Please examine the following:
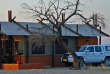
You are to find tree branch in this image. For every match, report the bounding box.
[60,0,80,25]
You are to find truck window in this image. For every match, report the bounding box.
[79,46,87,52]
[105,46,110,51]
[95,46,102,52]
[86,46,94,52]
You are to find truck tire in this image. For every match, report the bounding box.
[78,57,84,67]
[104,58,110,66]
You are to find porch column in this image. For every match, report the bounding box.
[0,23,2,67]
[0,35,2,63]
[25,24,29,63]
[76,24,79,50]
[52,41,55,67]
[9,35,13,63]
[25,36,29,63]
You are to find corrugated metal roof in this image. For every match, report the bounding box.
[65,24,105,36]
[1,22,30,35]
[0,22,108,36]
[61,26,79,36]
[19,22,57,35]
[19,22,79,36]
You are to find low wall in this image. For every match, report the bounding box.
[1,63,43,70]
[13,56,65,67]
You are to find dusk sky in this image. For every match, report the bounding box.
[0,0,110,44]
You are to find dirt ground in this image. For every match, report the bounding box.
[0,67,110,74]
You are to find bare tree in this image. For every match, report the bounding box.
[21,0,90,69]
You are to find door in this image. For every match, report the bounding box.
[94,46,104,62]
[84,46,96,63]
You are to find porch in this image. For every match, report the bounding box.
[0,35,26,64]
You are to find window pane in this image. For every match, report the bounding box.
[14,37,23,55]
[15,42,18,53]
[105,46,110,51]
[95,46,102,52]
[32,44,45,54]
[87,47,94,52]
[79,46,87,52]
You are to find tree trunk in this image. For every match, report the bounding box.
[57,36,80,69]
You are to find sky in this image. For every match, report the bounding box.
[0,0,110,44]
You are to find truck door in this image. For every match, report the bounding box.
[84,46,96,62]
[94,46,104,62]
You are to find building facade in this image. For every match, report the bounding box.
[0,11,109,67]
[0,21,108,67]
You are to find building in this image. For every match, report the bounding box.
[0,11,109,67]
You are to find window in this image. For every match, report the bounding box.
[4,40,9,54]
[1,38,10,54]
[79,46,87,52]
[105,46,110,51]
[55,39,68,54]
[32,44,45,54]
[14,38,23,55]
[95,46,102,52]
[86,46,94,52]
[15,42,18,54]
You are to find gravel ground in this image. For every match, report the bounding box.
[0,67,110,74]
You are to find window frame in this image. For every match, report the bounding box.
[31,43,45,54]
[105,46,110,51]
[95,46,102,52]
[86,46,94,52]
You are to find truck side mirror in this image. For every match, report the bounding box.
[85,50,89,52]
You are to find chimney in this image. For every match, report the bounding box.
[8,10,12,22]
[62,13,65,22]
[93,14,97,27]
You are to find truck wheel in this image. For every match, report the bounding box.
[79,57,84,67]
[104,58,110,66]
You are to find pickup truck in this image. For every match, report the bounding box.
[61,45,110,66]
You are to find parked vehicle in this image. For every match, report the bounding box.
[61,45,110,66]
